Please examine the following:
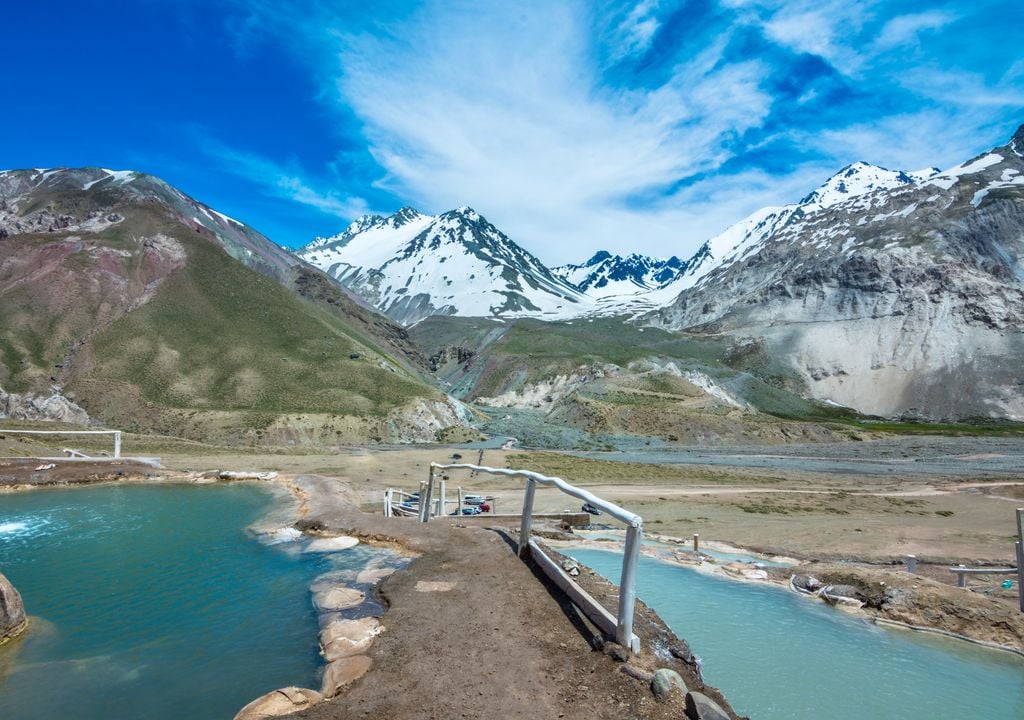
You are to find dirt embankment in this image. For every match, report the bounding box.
[0,458,160,490]
[797,563,1024,651]
[283,474,744,720]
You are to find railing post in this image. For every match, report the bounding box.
[956,564,966,588]
[458,487,464,515]
[617,523,642,653]
[438,479,446,518]
[113,431,122,459]
[1016,509,1024,614]
[905,554,917,574]
[693,533,699,553]
[519,478,536,558]
[384,489,392,517]
[422,468,435,523]
[417,480,428,523]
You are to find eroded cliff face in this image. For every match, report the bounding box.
[650,129,1024,420]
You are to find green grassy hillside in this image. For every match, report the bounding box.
[76,232,431,420]
[0,169,452,444]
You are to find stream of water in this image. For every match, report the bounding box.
[569,547,1024,719]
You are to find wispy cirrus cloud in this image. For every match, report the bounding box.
[195,129,372,220]
[213,0,1024,261]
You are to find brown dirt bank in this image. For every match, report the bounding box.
[284,474,743,720]
[0,458,161,489]
[795,563,1024,651]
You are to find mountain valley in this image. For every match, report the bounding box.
[302,125,1024,426]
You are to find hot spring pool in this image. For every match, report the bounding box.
[0,483,388,719]
[568,547,1024,719]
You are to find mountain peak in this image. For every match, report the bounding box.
[390,206,425,227]
[800,161,924,208]
[1012,123,1024,154]
[299,205,586,325]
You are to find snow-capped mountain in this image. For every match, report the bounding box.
[549,161,937,317]
[662,161,942,297]
[299,207,588,325]
[798,162,939,207]
[553,251,686,295]
[648,124,1024,421]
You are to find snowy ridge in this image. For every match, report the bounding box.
[300,207,589,325]
[553,251,686,296]
[799,162,937,208]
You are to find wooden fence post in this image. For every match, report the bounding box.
[693,533,699,554]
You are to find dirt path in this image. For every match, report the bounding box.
[286,475,740,720]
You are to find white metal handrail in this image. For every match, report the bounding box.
[429,461,642,653]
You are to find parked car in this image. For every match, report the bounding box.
[462,494,486,505]
[451,506,482,516]
[582,502,603,516]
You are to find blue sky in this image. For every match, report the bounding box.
[5,1,1023,263]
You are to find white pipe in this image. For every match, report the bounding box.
[431,462,641,528]
[519,478,536,558]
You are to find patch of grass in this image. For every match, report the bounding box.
[507,450,745,485]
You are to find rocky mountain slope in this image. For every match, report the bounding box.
[648,126,1024,421]
[0,168,466,443]
[299,207,588,325]
[410,315,862,449]
[551,251,689,316]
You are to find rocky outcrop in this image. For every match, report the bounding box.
[321,654,372,698]
[0,386,91,424]
[0,572,27,642]
[233,686,323,720]
[649,126,1024,421]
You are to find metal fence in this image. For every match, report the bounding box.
[427,461,643,652]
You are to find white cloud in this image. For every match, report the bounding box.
[198,133,372,219]
[331,2,775,263]
[875,11,958,49]
[798,110,1015,172]
[220,0,1024,264]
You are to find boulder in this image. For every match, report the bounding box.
[321,655,371,697]
[685,691,730,720]
[233,687,322,720]
[356,566,397,584]
[305,536,359,553]
[620,664,653,682]
[0,572,27,642]
[312,586,365,613]
[650,668,687,701]
[320,617,383,661]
